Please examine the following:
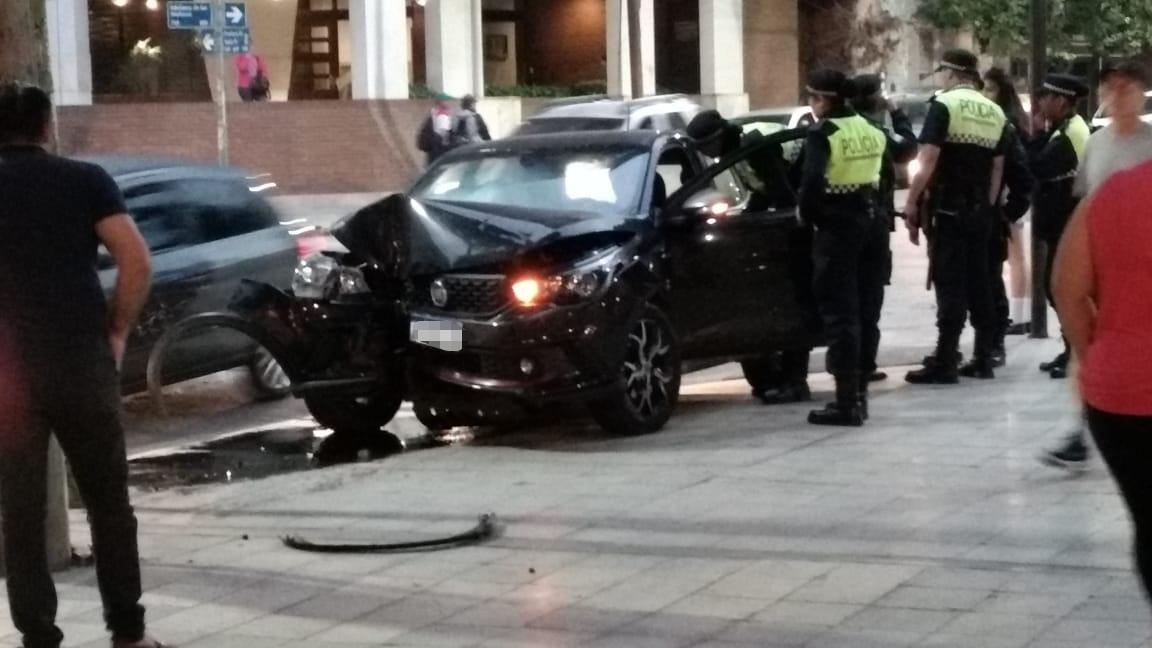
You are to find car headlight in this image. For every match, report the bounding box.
[292,253,370,300]
[510,261,613,308]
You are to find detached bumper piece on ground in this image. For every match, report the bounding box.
[282,513,501,553]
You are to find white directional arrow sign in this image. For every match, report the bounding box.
[201,30,217,52]
[224,2,247,27]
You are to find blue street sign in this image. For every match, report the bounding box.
[224,2,248,28]
[167,2,212,30]
[200,28,251,54]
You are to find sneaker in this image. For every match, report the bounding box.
[1039,437,1090,473]
[867,371,888,383]
[1005,321,1031,336]
[112,638,169,648]
[756,382,812,405]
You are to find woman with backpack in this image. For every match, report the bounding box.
[235,52,270,102]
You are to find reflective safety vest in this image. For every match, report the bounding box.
[934,86,1006,150]
[825,115,886,194]
[1048,114,1091,181]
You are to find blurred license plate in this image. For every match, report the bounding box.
[410,319,463,352]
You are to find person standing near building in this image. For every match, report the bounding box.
[799,70,887,426]
[686,109,816,406]
[1029,74,1091,380]
[452,95,492,146]
[848,74,919,389]
[0,84,164,648]
[1040,60,1152,471]
[234,51,270,102]
[904,50,1008,384]
[1052,159,1152,599]
[982,68,1035,366]
[417,95,455,167]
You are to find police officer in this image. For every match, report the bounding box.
[799,69,887,426]
[687,110,815,406]
[905,49,1009,384]
[848,75,919,389]
[1029,74,1091,379]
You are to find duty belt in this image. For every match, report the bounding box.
[1043,171,1077,183]
[826,182,880,195]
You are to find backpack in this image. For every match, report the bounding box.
[251,69,271,100]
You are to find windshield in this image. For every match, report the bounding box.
[411,147,651,218]
[516,117,626,135]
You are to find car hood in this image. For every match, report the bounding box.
[406,198,640,275]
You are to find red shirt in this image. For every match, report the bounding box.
[1081,160,1152,415]
[234,53,267,88]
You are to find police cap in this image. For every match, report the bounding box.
[934,49,980,76]
[1036,74,1089,100]
[806,69,856,100]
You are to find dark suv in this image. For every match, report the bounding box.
[403,129,817,434]
[92,158,299,396]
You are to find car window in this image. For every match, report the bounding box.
[666,112,688,131]
[516,117,626,135]
[654,147,695,205]
[177,179,278,241]
[680,131,806,214]
[123,183,203,253]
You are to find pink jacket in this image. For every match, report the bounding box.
[234,53,268,88]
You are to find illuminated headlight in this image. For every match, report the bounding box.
[292,254,370,300]
[511,268,608,308]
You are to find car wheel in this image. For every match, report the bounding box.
[305,389,403,433]
[740,356,779,393]
[249,348,291,401]
[591,304,681,435]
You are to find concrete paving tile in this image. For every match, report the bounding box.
[753,601,863,627]
[910,567,1011,591]
[974,591,1089,617]
[307,619,410,644]
[279,589,403,622]
[474,628,593,647]
[228,613,340,639]
[660,593,773,621]
[1031,617,1152,646]
[919,633,1031,648]
[839,606,957,635]
[785,563,922,605]
[713,620,826,647]
[525,605,646,635]
[1068,595,1152,621]
[938,612,1057,641]
[874,585,993,611]
[804,627,925,647]
[179,635,288,648]
[614,612,732,644]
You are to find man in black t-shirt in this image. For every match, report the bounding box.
[0,83,164,648]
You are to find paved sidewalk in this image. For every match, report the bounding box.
[7,335,1150,647]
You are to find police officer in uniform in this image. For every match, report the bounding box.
[905,49,1009,384]
[687,110,815,406]
[799,69,888,426]
[1029,74,1091,379]
[848,75,919,387]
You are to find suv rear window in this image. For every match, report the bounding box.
[516,117,626,135]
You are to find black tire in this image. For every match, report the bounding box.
[249,348,292,401]
[305,389,403,433]
[740,356,780,393]
[413,400,450,431]
[591,304,682,435]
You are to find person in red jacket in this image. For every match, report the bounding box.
[235,52,270,102]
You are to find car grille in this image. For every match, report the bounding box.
[415,274,507,316]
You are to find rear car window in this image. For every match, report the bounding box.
[516,117,626,135]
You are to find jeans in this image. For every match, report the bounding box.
[1087,406,1152,600]
[0,344,145,647]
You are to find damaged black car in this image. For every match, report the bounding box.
[226,128,819,436]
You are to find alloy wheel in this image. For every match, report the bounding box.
[622,318,674,419]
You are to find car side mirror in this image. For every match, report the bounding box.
[666,188,732,228]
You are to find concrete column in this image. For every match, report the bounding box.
[45,0,93,105]
[425,0,482,97]
[605,0,655,98]
[350,0,410,99]
[743,0,798,107]
[700,0,748,115]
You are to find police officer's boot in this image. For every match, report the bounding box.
[905,348,960,385]
[960,331,997,379]
[808,373,865,427]
[858,384,869,421]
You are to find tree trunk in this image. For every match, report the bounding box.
[0,0,53,88]
[0,0,72,576]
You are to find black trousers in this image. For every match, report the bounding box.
[0,343,145,648]
[931,209,996,359]
[1088,406,1152,599]
[859,215,892,376]
[813,213,871,380]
